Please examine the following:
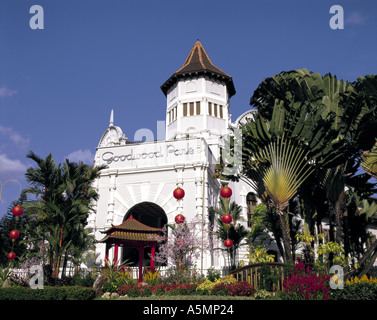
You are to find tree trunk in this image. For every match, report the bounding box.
[334,191,345,245]
[278,211,293,263]
[343,207,350,259]
[61,251,68,278]
[266,203,285,261]
[358,249,377,278]
[346,238,377,279]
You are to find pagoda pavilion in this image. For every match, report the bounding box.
[97,215,163,282]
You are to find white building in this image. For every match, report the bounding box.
[89,41,280,273]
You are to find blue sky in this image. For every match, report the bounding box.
[0,0,376,217]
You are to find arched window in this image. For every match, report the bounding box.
[246,192,258,228]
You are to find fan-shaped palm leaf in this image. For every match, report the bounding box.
[254,138,314,214]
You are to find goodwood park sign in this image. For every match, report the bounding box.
[101,143,195,165]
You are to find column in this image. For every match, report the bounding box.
[105,243,110,266]
[114,243,119,266]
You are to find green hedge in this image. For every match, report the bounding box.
[0,286,95,300]
[330,282,377,300]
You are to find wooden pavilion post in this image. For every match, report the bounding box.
[114,243,119,266]
[138,246,144,283]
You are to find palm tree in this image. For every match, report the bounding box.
[208,198,248,269]
[23,152,106,278]
[246,70,377,258]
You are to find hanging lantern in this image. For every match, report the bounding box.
[224,239,233,248]
[7,252,16,260]
[9,230,19,241]
[175,214,185,224]
[12,205,23,219]
[220,186,232,199]
[221,214,232,224]
[173,187,185,200]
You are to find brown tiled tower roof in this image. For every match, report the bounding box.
[161,41,236,97]
[97,215,163,243]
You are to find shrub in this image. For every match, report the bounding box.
[196,275,237,295]
[165,288,181,296]
[118,284,135,296]
[254,289,272,300]
[188,284,198,295]
[330,275,377,300]
[74,273,95,287]
[0,286,95,300]
[226,281,255,297]
[282,262,330,300]
[211,283,229,296]
[102,281,118,293]
[127,287,141,297]
[160,267,205,284]
[153,288,165,296]
[206,267,221,282]
[144,271,162,286]
[141,287,153,297]
[196,279,214,295]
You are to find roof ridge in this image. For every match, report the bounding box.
[161,41,236,97]
[174,41,231,77]
[197,42,206,70]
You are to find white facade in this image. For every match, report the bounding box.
[89,42,268,272]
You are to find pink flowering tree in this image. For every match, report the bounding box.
[152,217,210,272]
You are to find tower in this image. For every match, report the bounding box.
[161,41,236,144]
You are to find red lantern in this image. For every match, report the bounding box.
[12,205,23,219]
[221,214,232,224]
[175,214,185,224]
[9,230,19,241]
[7,252,16,260]
[224,239,233,248]
[173,187,185,200]
[220,186,232,199]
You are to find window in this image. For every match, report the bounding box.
[207,102,224,118]
[183,101,201,117]
[168,106,178,123]
[196,101,201,115]
[190,102,194,116]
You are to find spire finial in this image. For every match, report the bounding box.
[109,108,114,127]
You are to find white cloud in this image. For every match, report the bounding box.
[346,12,367,25]
[65,149,95,165]
[0,154,28,179]
[0,85,17,97]
[0,126,30,148]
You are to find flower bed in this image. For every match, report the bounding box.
[117,279,255,298]
[282,262,330,300]
[330,274,377,300]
